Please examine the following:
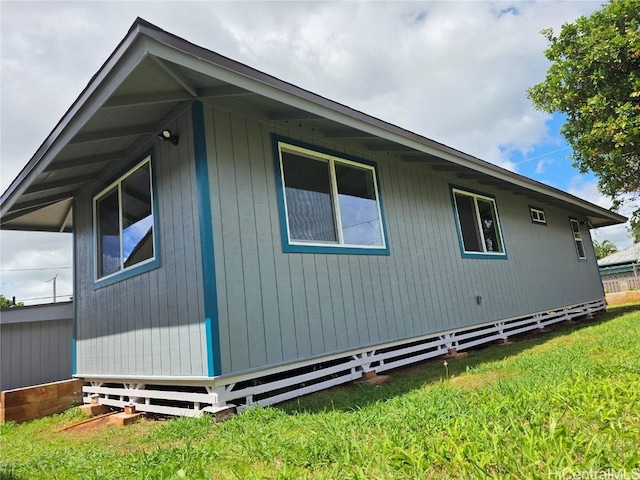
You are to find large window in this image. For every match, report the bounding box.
[94,156,157,282]
[569,218,587,260]
[452,187,506,258]
[274,138,388,255]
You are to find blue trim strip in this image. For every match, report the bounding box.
[271,133,391,256]
[94,260,160,289]
[449,184,508,260]
[283,244,390,255]
[193,101,221,377]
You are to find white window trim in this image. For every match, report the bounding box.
[569,218,587,260]
[277,141,386,250]
[93,156,156,282]
[530,207,546,224]
[452,188,506,256]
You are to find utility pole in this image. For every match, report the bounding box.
[47,274,58,303]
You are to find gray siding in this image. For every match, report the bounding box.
[1,303,73,391]
[74,111,208,377]
[202,105,604,376]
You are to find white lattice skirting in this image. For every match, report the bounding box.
[81,299,605,417]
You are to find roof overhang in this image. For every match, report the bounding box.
[0,18,627,232]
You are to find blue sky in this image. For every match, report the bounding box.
[0,1,635,304]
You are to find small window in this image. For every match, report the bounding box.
[569,218,586,260]
[94,156,157,281]
[452,187,506,258]
[274,138,388,254]
[530,207,546,225]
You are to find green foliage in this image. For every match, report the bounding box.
[528,0,640,222]
[593,239,619,259]
[0,294,23,308]
[1,304,639,479]
[630,214,640,243]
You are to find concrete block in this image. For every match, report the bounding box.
[108,412,144,426]
[79,404,109,416]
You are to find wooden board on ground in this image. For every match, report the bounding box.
[1,379,83,423]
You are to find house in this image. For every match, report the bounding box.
[0,18,626,417]
[598,243,640,293]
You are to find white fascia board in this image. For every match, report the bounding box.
[0,40,149,217]
[143,40,624,225]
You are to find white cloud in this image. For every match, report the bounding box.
[0,1,608,303]
[0,231,73,305]
[535,157,554,174]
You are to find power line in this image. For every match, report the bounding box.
[0,266,72,272]
[13,294,73,302]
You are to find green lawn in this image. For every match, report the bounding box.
[2,304,639,479]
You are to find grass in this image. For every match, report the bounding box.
[1,304,639,479]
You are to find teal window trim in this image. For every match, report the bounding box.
[529,205,547,225]
[569,217,588,261]
[449,184,508,260]
[272,134,390,256]
[92,150,161,289]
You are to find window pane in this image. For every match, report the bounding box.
[477,199,503,253]
[97,189,120,278]
[122,162,154,268]
[576,239,586,258]
[455,193,482,252]
[335,163,383,246]
[282,152,337,242]
[570,220,581,236]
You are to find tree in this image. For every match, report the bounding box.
[0,294,24,308]
[593,239,619,259]
[631,215,640,243]
[528,0,640,227]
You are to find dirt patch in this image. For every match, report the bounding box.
[606,291,640,306]
[59,412,119,434]
[449,371,510,391]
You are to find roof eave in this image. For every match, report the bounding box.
[0,18,628,230]
[0,20,151,218]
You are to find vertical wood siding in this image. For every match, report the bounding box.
[74,111,208,377]
[202,105,604,376]
[1,318,72,391]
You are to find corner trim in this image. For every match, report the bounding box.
[71,199,77,375]
[193,101,221,377]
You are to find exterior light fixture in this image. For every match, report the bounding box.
[159,129,179,145]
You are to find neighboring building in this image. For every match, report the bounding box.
[0,19,626,416]
[598,243,640,293]
[0,302,73,391]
